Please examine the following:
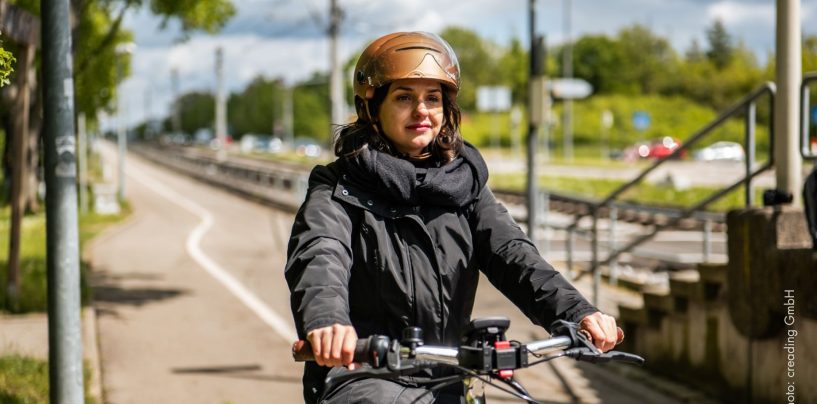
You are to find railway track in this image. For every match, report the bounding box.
[137,144,726,232]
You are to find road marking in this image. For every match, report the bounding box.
[128,167,298,344]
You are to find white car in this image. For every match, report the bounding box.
[693,141,745,162]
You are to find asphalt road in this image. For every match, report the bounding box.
[89,142,693,403]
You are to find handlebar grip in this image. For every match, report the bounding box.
[292,335,390,366]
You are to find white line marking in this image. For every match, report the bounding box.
[128,168,298,343]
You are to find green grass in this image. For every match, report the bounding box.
[0,355,96,403]
[0,203,131,314]
[0,144,130,312]
[489,172,761,212]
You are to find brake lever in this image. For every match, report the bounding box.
[565,348,645,365]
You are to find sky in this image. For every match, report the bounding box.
[109,0,817,130]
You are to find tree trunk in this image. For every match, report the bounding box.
[25,65,42,213]
[6,44,34,308]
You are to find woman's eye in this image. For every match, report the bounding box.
[426,96,441,103]
[396,94,411,101]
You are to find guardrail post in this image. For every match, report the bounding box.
[609,205,618,286]
[703,219,712,263]
[537,190,550,255]
[591,209,599,307]
[566,226,575,280]
[745,101,756,206]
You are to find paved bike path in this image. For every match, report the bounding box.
[90,144,302,403]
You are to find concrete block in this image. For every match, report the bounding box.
[696,263,728,302]
[643,289,673,314]
[618,304,648,326]
[668,269,702,302]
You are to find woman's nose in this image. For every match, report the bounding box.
[414,101,429,117]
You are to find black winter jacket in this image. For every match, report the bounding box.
[285,144,597,402]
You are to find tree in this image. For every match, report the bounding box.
[0,37,13,87]
[496,37,528,105]
[292,72,330,142]
[569,34,626,94]
[685,39,705,63]
[440,26,499,110]
[616,24,682,95]
[175,91,215,135]
[706,19,734,70]
[227,76,285,137]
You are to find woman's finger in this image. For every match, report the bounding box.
[340,327,357,366]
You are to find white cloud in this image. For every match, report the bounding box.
[706,1,775,26]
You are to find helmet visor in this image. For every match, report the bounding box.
[366,33,460,90]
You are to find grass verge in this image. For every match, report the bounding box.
[0,355,96,403]
[0,202,131,313]
[490,172,762,212]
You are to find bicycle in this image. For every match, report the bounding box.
[292,316,645,403]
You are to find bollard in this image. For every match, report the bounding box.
[609,205,618,286]
[703,219,712,263]
[566,226,575,280]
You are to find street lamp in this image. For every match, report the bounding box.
[115,42,136,201]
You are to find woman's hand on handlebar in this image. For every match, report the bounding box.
[579,312,624,353]
[306,324,359,369]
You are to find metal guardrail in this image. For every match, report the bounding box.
[131,144,309,212]
[801,71,817,160]
[565,82,777,304]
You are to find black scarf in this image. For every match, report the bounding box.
[340,142,489,208]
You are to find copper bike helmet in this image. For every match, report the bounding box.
[353,32,460,121]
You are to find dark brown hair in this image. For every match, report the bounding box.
[334,83,463,163]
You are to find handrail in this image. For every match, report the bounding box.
[565,82,776,304]
[801,72,817,160]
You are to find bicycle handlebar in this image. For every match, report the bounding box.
[291,320,643,403]
[292,328,640,367]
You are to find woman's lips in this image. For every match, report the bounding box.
[406,123,432,130]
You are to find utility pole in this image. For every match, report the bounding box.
[114,42,134,201]
[215,47,228,160]
[562,0,574,162]
[329,0,345,140]
[284,85,294,148]
[171,68,182,134]
[775,0,803,205]
[527,0,546,242]
[42,0,85,401]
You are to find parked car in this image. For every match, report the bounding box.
[293,137,323,158]
[621,136,684,161]
[240,134,282,153]
[693,141,745,162]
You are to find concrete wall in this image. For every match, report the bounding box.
[618,207,817,404]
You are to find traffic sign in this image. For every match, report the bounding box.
[601,110,614,129]
[477,86,512,112]
[632,111,651,131]
[549,78,593,99]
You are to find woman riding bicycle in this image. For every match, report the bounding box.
[285,31,622,403]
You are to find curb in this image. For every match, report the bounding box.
[82,307,104,403]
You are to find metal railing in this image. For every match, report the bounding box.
[130,144,309,212]
[556,82,776,304]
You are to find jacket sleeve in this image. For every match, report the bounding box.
[470,186,598,327]
[285,165,355,338]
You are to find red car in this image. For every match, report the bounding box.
[622,136,684,161]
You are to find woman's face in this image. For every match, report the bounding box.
[377,78,444,157]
